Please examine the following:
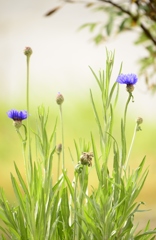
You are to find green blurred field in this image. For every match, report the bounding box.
[0,94,156,232]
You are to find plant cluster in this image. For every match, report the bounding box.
[0,48,155,239]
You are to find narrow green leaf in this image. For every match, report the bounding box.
[91,133,101,182]
[10,174,26,215]
[90,90,103,139]
[89,66,102,91]
[14,162,30,199]
[61,187,70,227]
[63,170,74,201]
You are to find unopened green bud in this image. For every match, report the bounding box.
[56,143,62,154]
[56,92,64,105]
[24,47,33,57]
[136,117,143,131]
[137,117,143,125]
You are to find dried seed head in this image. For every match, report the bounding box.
[80,152,93,167]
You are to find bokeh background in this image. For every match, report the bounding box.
[0,0,156,231]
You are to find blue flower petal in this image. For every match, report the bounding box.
[7,109,28,121]
[116,73,138,85]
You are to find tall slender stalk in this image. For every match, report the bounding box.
[123,93,132,131]
[73,173,79,240]
[59,104,65,170]
[124,123,137,170]
[56,92,65,170]
[24,47,33,187]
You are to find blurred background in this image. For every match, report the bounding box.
[0,0,156,231]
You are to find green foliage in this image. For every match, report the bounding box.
[82,0,156,92]
[45,0,156,93]
[0,49,156,239]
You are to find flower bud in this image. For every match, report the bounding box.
[56,143,62,154]
[137,117,143,125]
[24,47,33,57]
[56,92,64,105]
[136,117,143,131]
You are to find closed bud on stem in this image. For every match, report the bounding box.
[136,117,143,131]
[24,47,33,57]
[56,92,64,105]
[56,143,62,154]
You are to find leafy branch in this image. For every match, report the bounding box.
[45,0,156,93]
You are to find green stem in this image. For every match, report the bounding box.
[59,105,65,170]
[16,124,27,147]
[57,153,61,180]
[123,93,132,131]
[124,123,137,170]
[73,173,79,240]
[16,125,28,186]
[26,55,33,188]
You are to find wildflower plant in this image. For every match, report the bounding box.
[0,48,156,240]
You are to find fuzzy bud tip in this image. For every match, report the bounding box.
[24,47,33,57]
[56,92,64,105]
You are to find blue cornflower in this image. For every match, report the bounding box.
[7,110,28,129]
[7,109,28,121]
[116,73,138,85]
[116,73,138,92]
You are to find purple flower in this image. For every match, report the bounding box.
[7,110,28,121]
[116,73,138,85]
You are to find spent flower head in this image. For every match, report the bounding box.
[80,152,94,167]
[116,73,138,93]
[7,109,28,129]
